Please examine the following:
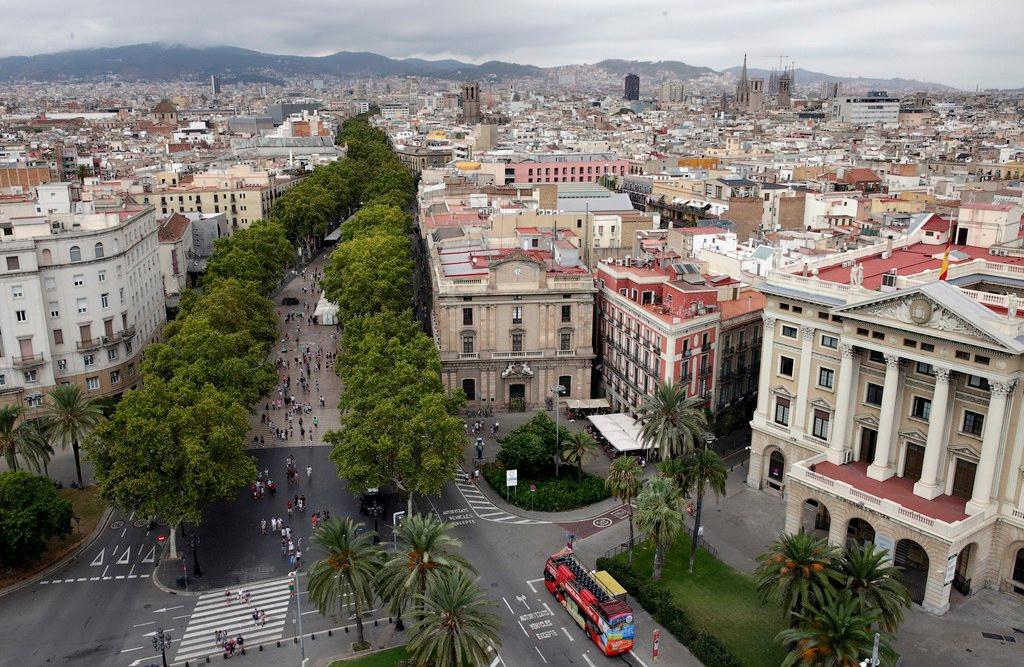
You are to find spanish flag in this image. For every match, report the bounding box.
[938,238,952,281]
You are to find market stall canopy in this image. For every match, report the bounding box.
[587,413,647,452]
[562,398,611,410]
[314,294,338,326]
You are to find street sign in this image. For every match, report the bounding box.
[157,535,166,543]
[506,469,518,487]
[529,483,536,493]
[653,628,661,661]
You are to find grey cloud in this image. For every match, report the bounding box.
[0,0,1020,88]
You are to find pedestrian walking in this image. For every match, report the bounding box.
[252,610,260,627]
[306,465,312,480]
[260,518,267,535]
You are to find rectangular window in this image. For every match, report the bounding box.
[916,362,935,376]
[865,383,884,406]
[974,354,990,365]
[560,332,571,351]
[778,356,794,377]
[83,354,95,367]
[868,350,885,363]
[818,367,835,390]
[45,277,56,290]
[6,256,19,270]
[15,310,26,322]
[820,334,839,349]
[86,376,100,390]
[955,350,970,360]
[98,270,106,282]
[962,410,984,436]
[511,333,523,352]
[73,274,84,287]
[774,397,790,426]
[792,306,803,314]
[77,298,87,314]
[903,338,917,348]
[966,375,989,390]
[57,359,67,370]
[561,305,572,323]
[856,327,869,336]
[462,308,473,326]
[100,293,110,309]
[461,336,474,354]
[53,329,63,345]
[780,303,790,311]
[906,392,931,418]
[818,311,830,320]
[920,342,935,352]
[11,285,23,299]
[110,370,121,384]
[24,369,37,383]
[781,325,797,339]
[871,331,885,340]
[512,306,522,324]
[49,302,60,318]
[107,348,118,361]
[812,410,830,440]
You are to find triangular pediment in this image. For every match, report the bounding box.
[809,397,834,411]
[949,444,980,460]
[770,385,795,399]
[854,414,879,427]
[832,282,1020,352]
[898,428,928,443]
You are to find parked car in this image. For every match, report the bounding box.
[282,296,300,305]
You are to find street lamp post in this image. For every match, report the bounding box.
[551,384,566,476]
[151,627,172,667]
[289,569,306,665]
[185,525,202,578]
[367,502,383,545]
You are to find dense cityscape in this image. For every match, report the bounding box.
[0,5,1023,666]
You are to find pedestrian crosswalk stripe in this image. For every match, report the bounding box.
[198,576,292,600]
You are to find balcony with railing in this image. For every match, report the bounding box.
[118,325,137,341]
[12,353,45,368]
[556,349,576,357]
[76,337,103,351]
[492,350,544,360]
[790,453,986,541]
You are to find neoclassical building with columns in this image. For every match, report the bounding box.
[748,256,1024,615]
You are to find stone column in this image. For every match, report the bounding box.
[913,367,952,499]
[967,380,1014,515]
[754,315,777,420]
[827,514,847,547]
[827,343,857,464]
[791,325,816,435]
[867,353,902,481]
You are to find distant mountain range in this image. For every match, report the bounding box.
[0,43,958,92]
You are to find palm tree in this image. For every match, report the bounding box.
[636,381,709,460]
[18,419,56,476]
[306,518,381,648]
[680,447,728,574]
[605,456,643,564]
[0,405,53,472]
[376,513,474,628]
[777,589,895,667]
[633,476,684,580]
[41,384,104,488]
[407,568,502,667]
[560,430,598,481]
[755,532,840,626]
[833,542,911,633]
[657,456,688,493]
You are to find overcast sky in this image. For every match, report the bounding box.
[5,0,1022,89]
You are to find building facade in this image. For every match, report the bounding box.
[0,204,164,411]
[748,258,1024,615]
[831,92,901,126]
[427,238,596,410]
[624,74,640,101]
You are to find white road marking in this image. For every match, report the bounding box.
[141,545,156,563]
[582,652,597,667]
[534,646,548,664]
[502,597,515,614]
[517,620,529,637]
[89,577,98,581]
[133,622,155,628]
[90,549,104,567]
[119,646,144,653]
[561,626,575,642]
[121,527,127,537]
[128,564,136,578]
[116,546,131,565]
[64,579,75,583]
[152,605,184,613]
[77,577,87,582]
[115,575,125,580]
[39,581,49,585]
[101,565,109,579]
[526,578,544,593]
[630,649,650,667]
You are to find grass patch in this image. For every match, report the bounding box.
[481,464,609,511]
[623,540,787,667]
[0,485,107,589]
[328,645,410,666]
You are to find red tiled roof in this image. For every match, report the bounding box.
[921,214,952,232]
[158,213,190,242]
[843,168,881,183]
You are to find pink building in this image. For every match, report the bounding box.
[506,153,628,185]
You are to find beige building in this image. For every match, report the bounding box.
[426,233,596,410]
[140,165,298,231]
[749,253,1024,615]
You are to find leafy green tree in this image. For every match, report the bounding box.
[306,517,382,649]
[40,384,104,488]
[340,204,410,242]
[634,476,684,580]
[777,588,895,667]
[755,533,840,626]
[203,219,292,295]
[494,412,561,475]
[560,430,598,481]
[407,568,502,667]
[272,182,336,246]
[0,406,52,473]
[322,234,413,320]
[832,542,911,633]
[172,278,278,348]
[637,381,709,459]
[377,513,474,627]
[86,379,255,558]
[17,420,56,477]
[679,447,728,573]
[142,315,276,408]
[0,471,73,567]
[605,456,643,564]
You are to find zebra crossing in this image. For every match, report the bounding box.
[172,576,293,664]
[454,469,549,525]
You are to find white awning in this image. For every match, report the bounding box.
[562,398,611,410]
[587,413,648,452]
[314,294,338,326]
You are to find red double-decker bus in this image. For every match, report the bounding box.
[543,547,635,656]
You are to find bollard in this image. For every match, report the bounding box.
[311,633,316,640]
[374,619,378,627]
[328,629,332,637]
[344,626,349,633]
[294,636,298,643]
[388,617,393,624]
[276,640,281,648]
[259,645,263,652]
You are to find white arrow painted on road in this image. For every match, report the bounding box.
[90,549,104,567]
[116,546,131,565]
[516,594,530,610]
[141,545,156,563]
[152,605,184,613]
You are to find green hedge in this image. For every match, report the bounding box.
[481,464,610,512]
[596,556,742,667]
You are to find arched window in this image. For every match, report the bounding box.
[41,248,52,264]
[768,451,785,481]
[461,378,476,401]
[69,245,81,262]
[94,242,104,259]
[112,238,120,253]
